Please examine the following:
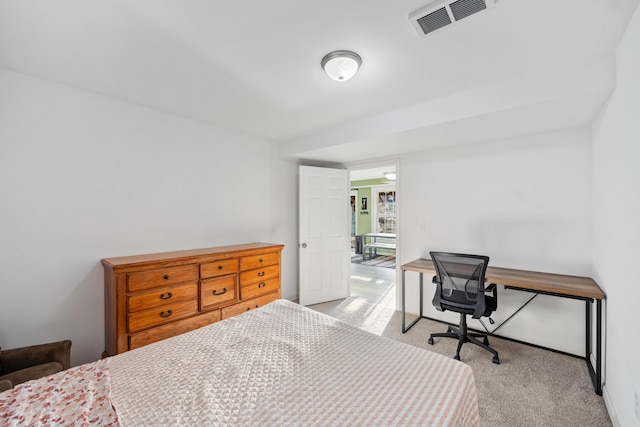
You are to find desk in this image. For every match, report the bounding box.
[363,233,396,261]
[401,258,605,395]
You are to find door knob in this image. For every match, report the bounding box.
[301,243,307,248]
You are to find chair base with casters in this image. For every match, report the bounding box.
[428,312,500,364]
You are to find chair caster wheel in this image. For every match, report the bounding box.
[483,337,489,345]
[454,354,460,361]
[492,355,500,364]
[428,337,434,345]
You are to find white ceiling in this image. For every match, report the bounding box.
[1,0,638,163]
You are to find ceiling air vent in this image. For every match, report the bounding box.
[409,0,496,37]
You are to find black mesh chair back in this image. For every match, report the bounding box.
[431,252,489,319]
[428,251,500,364]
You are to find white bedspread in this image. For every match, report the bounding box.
[108,299,479,426]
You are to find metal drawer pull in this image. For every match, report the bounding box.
[218,265,223,270]
[212,287,227,296]
[160,292,173,300]
[258,271,265,277]
[163,274,170,280]
[259,258,263,263]
[258,282,266,288]
[160,310,173,318]
[246,304,260,311]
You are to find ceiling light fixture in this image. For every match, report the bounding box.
[321,50,362,82]
[384,172,397,181]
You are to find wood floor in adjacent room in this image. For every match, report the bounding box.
[349,261,396,310]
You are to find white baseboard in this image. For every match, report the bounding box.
[603,386,620,427]
[588,353,618,425]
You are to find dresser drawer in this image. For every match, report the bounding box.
[200,258,238,279]
[129,310,221,350]
[221,292,279,319]
[128,283,197,313]
[128,300,198,333]
[241,278,280,300]
[127,264,198,292]
[200,275,237,310]
[240,252,279,271]
[239,264,279,286]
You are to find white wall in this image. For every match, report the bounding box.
[0,69,298,365]
[269,147,299,301]
[400,128,593,355]
[592,4,640,425]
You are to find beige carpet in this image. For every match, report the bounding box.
[308,297,611,427]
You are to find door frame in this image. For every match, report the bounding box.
[347,159,401,311]
[350,189,359,244]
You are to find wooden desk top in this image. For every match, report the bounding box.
[401,258,605,300]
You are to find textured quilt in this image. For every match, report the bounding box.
[0,300,479,426]
[109,300,479,426]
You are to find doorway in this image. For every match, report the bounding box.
[348,162,399,310]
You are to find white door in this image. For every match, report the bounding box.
[299,165,350,306]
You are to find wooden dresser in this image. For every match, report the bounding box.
[101,242,284,356]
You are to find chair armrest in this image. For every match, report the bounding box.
[485,283,498,305]
[0,340,71,374]
[0,379,12,392]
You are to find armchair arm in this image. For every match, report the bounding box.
[0,379,12,392]
[0,340,71,374]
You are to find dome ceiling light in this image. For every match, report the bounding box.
[321,50,362,82]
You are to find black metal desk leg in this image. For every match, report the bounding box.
[585,299,591,361]
[586,298,603,396]
[402,269,423,333]
[419,272,423,318]
[596,299,602,395]
[402,269,406,331]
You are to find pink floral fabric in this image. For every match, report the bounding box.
[0,358,120,426]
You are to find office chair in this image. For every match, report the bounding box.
[428,252,499,364]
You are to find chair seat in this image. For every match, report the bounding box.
[440,295,496,318]
[0,361,64,387]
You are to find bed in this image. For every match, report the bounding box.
[0,300,479,426]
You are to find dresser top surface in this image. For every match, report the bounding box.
[102,242,284,269]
